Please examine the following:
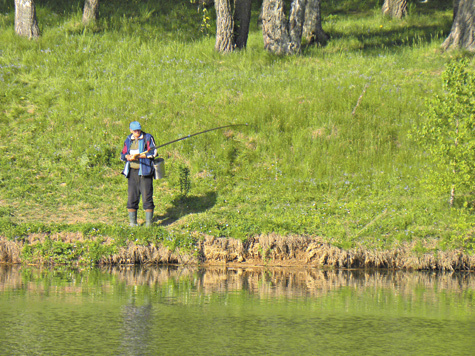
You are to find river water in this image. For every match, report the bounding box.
[0,265,474,355]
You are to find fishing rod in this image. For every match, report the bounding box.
[133,123,248,158]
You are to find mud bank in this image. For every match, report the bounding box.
[1,234,475,271]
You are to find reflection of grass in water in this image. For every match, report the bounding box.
[1,265,474,316]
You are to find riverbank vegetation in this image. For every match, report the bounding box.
[1,0,474,266]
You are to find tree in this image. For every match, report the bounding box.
[215,0,235,52]
[234,0,252,49]
[82,0,100,25]
[442,0,475,51]
[411,59,475,207]
[302,0,328,46]
[453,0,460,20]
[14,0,40,38]
[214,0,252,53]
[261,0,306,55]
[382,0,407,19]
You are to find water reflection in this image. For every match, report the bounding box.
[1,264,474,300]
[0,265,474,355]
[120,302,153,356]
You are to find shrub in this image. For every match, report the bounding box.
[411,58,475,207]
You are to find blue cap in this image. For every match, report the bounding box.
[129,121,141,130]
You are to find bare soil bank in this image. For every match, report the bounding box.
[1,234,474,270]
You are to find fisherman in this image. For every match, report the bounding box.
[121,121,158,227]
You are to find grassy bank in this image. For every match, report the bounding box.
[1,0,474,265]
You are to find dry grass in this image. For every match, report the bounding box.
[2,233,475,270]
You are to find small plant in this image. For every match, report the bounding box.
[179,164,192,198]
[190,0,212,36]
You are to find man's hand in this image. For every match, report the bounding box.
[126,153,146,161]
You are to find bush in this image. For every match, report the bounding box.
[411,58,475,207]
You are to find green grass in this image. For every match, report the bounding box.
[1,0,474,259]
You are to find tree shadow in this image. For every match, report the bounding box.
[0,0,206,42]
[322,0,452,16]
[3,0,454,50]
[155,191,217,226]
[309,0,454,53]
[1,0,196,17]
[319,25,450,55]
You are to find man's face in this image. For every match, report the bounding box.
[130,129,142,139]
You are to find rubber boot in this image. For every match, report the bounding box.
[145,210,154,227]
[128,210,138,227]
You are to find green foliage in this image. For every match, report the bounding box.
[57,239,114,265]
[190,0,212,36]
[411,59,475,206]
[22,236,85,265]
[18,223,178,265]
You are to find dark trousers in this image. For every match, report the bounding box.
[127,168,154,210]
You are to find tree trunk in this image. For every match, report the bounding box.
[382,0,407,19]
[262,0,306,55]
[262,0,291,54]
[453,0,460,20]
[215,0,235,53]
[302,0,328,46]
[14,0,39,38]
[442,0,475,51]
[82,0,100,25]
[288,0,306,51]
[234,0,252,49]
